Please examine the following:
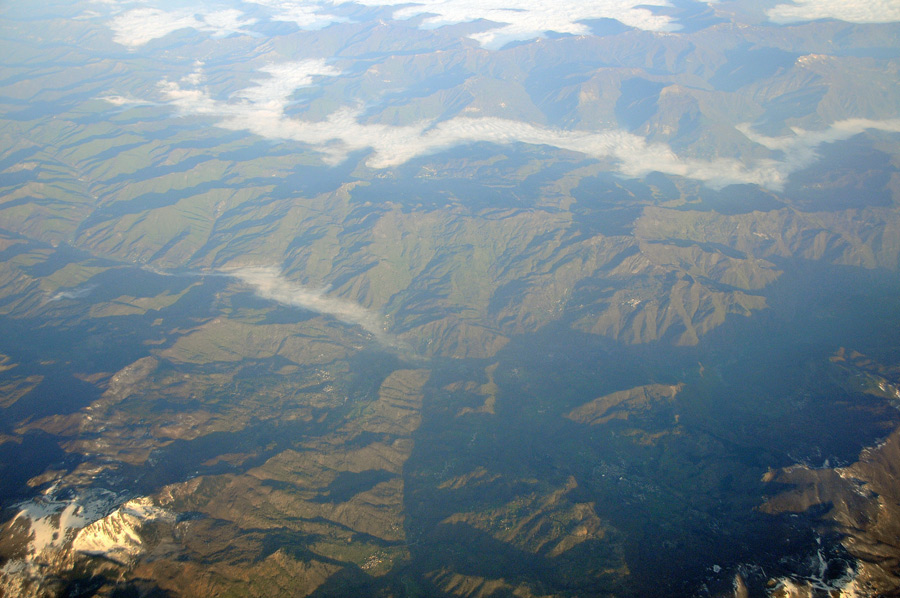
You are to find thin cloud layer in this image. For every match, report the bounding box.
[331,0,679,48]
[247,0,348,30]
[158,59,343,150]
[233,61,342,105]
[767,0,900,24]
[102,0,900,50]
[737,118,900,179]
[108,0,681,48]
[148,62,900,190]
[99,95,160,107]
[226,266,389,342]
[110,7,256,47]
[47,285,96,302]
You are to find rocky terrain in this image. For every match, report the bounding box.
[1,0,900,596]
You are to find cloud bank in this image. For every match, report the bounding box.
[104,0,900,50]
[149,62,900,190]
[329,0,679,48]
[247,0,349,30]
[736,118,900,179]
[110,7,257,47]
[767,0,900,24]
[227,266,390,342]
[109,0,681,48]
[98,95,160,108]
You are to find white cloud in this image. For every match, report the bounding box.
[226,266,391,343]
[180,62,206,86]
[109,7,257,47]
[103,0,900,51]
[243,0,678,47]
[48,285,97,302]
[158,59,343,147]
[247,0,349,29]
[768,0,900,24]
[98,94,158,107]
[234,61,342,105]
[102,82,900,196]
[349,0,679,48]
[203,8,259,37]
[737,118,900,179]
[101,0,753,50]
[110,8,201,46]
[74,10,104,20]
[113,62,900,190]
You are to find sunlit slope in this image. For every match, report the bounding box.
[1,11,899,358]
[4,124,899,358]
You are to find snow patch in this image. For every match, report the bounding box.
[11,489,119,556]
[73,497,175,564]
[767,538,861,598]
[1,490,174,592]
